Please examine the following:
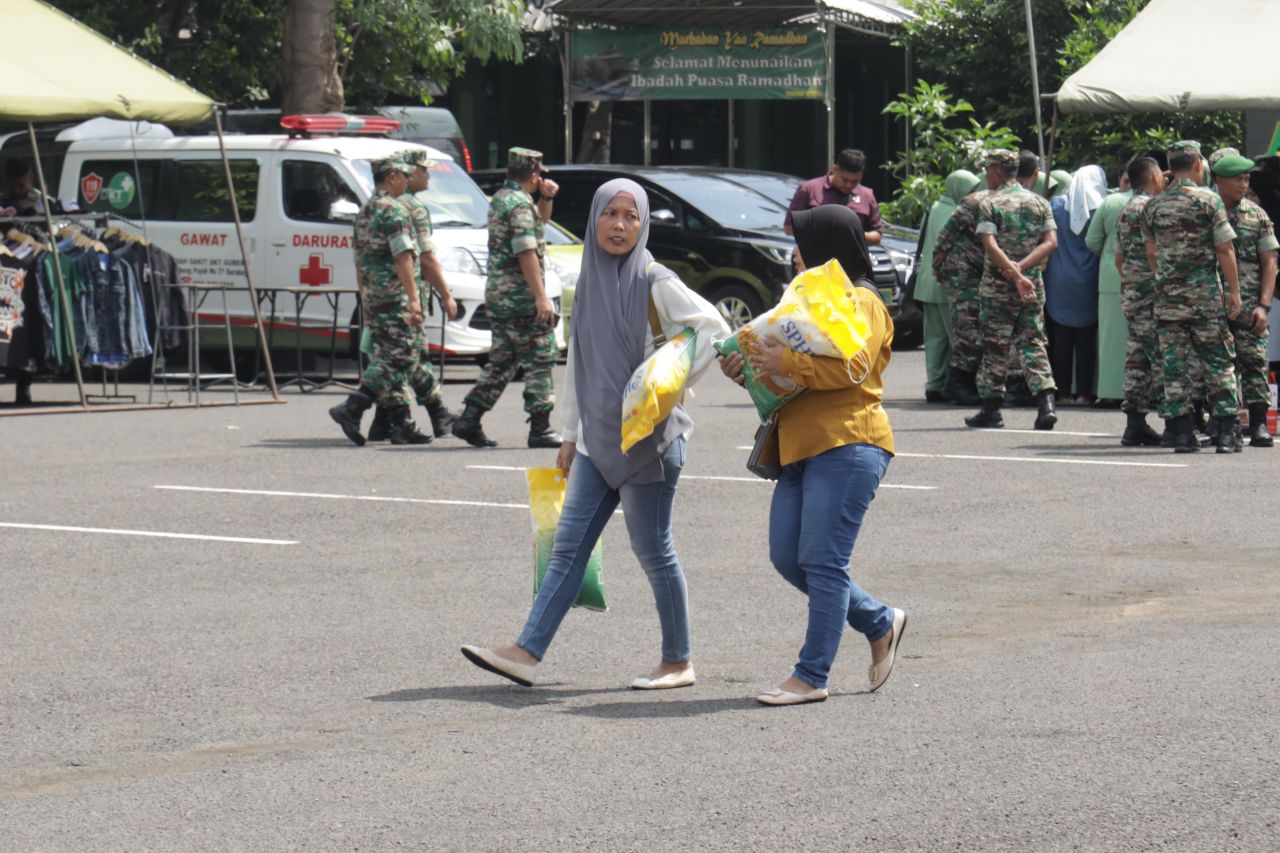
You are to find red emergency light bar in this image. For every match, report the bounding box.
[280,114,402,135]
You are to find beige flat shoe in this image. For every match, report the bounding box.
[461,645,536,687]
[756,686,829,706]
[868,608,907,693]
[630,667,696,690]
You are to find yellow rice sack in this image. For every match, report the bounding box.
[620,327,696,453]
[526,468,606,611]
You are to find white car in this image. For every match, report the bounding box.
[55,119,564,358]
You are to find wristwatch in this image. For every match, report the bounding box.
[1261,302,1272,313]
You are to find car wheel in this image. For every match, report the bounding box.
[708,282,762,330]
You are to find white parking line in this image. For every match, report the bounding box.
[0,522,297,546]
[154,485,528,510]
[969,427,1117,438]
[466,466,937,490]
[893,452,1185,469]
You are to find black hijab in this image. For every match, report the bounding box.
[791,205,875,287]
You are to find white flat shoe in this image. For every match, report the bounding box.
[756,686,829,706]
[461,645,536,687]
[630,667,696,690]
[868,608,907,693]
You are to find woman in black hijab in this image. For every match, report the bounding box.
[720,204,907,706]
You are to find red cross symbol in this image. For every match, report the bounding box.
[299,253,333,287]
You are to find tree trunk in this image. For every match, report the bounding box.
[281,0,344,114]
[576,101,613,164]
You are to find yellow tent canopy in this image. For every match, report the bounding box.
[0,0,214,123]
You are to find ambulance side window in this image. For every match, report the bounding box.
[173,160,260,222]
[76,160,163,219]
[282,160,359,223]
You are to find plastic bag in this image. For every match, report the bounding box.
[714,259,871,420]
[527,468,607,612]
[620,327,697,453]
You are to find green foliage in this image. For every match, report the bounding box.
[44,0,525,108]
[880,81,1019,224]
[898,0,1242,180]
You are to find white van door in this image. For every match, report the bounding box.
[266,152,364,357]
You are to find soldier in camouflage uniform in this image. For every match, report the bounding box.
[328,156,431,446]
[1114,156,1167,446]
[933,183,992,405]
[1212,152,1277,447]
[452,147,562,449]
[1142,140,1244,453]
[366,149,460,443]
[964,149,1059,430]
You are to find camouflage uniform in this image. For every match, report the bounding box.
[974,180,1057,400]
[1116,189,1163,414]
[463,171,556,416]
[355,171,425,409]
[395,149,444,408]
[1223,197,1278,406]
[934,189,991,373]
[1141,174,1239,419]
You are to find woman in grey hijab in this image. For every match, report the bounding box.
[463,178,729,690]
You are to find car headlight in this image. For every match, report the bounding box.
[439,246,483,276]
[887,248,914,276]
[752,243,792,265]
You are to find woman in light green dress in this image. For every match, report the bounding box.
[1086,183,1134,402]
[914,169,981,401]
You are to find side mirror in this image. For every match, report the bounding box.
[329,199,360,221]
[651,208,676,226]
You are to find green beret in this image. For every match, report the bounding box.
[979,149,1018,169]
[1168,140,1202,157]
[373,156,413,176]
[1212,154,1256,178]
[400,149,433,167]
[508,146,545,171]
[1208,147,1239,168]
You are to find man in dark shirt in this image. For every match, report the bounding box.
[784,148,885,244]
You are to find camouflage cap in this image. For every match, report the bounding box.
[372,155,413,176]
[1212,154,1256,178]
[508,146,546,171]
[400,149,433,168]
[1167,140,1202,158]
[1208,147,1240,168]
[979,149,1018,169]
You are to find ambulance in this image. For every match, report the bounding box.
[54,114,565,359]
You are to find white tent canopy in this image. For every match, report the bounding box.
[1057,0,1280,114]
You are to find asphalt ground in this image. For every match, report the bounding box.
[2,351,1278,851]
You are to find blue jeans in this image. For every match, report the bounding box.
[769,442,894,689]
[518,437,691,663]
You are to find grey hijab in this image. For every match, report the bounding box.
[571,178,690,489]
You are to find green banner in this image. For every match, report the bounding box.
[571,27,828,102]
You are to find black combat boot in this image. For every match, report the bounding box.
[1247,403,1274,448]
[1213,415,1240,454]
[965,398,1004,428]
[388,406,432,445]
[1172,414,1200,454]
[1006,376,1035,408]
[451,402,497,447]
[366,406,392,442]
[1033,390,1058,431]
[1120,410,1162,447]
[527,410,562,449]
[944,367,980,406]
[1160,420,1177,448]
[424,397,457,438]
[925,389,950,404]
[328,386,375,446]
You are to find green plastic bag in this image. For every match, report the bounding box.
[527,468,607,611]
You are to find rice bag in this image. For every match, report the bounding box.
[620,327,697,453]
[714,259,871,420]
[527,467,607,612]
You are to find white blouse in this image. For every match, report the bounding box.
[559,274,732,448]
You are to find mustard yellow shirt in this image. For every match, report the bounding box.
[772,288,895,465]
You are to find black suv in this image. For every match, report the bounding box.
[474,165,904,331]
